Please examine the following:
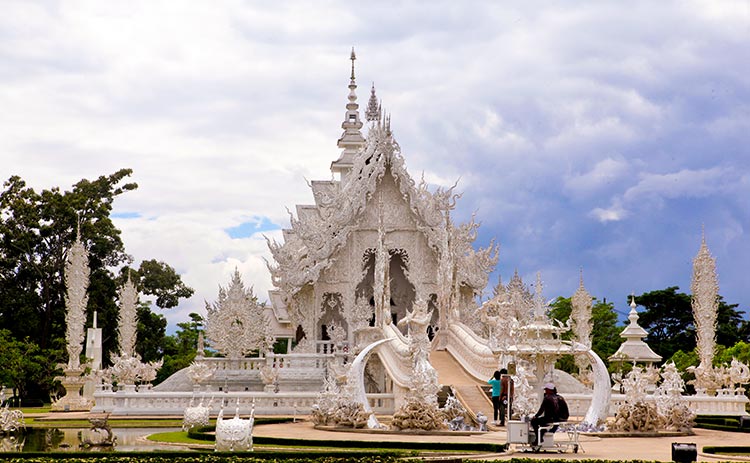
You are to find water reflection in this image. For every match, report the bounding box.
[0,428,185,452]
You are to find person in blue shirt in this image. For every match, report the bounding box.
[488,370,502,425]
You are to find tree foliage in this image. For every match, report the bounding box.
[156,312,206,384]
[636,286,748,361]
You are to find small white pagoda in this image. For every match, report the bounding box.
[609,296,662,365]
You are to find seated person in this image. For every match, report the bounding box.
[530,382,566,445]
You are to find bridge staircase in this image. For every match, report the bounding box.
[429,349,494,426]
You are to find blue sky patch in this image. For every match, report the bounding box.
[112,212,141,219]
[226,216,279,239]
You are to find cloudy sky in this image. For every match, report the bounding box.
[2,1,748,332]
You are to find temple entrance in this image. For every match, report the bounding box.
[355,248,416,334]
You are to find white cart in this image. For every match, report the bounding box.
[506,420,581,453]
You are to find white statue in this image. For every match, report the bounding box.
[611,366,664,432]
[654,362,694,432]
[182,396,212,431]
[187,361,216,385]
[0,404,24,434]
[215,399,254,452]
[728,359,750,391]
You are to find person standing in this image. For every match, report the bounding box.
[499,368,512,425]
[488,370,503,425]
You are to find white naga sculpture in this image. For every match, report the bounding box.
[205,269,273,358]
[215,399,254,452]
[52,228,94,411]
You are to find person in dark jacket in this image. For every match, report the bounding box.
[499,368,512,426]
[530,382,560,444]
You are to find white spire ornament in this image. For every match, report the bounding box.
[117,272,139,357]
[63,228,90,370]
[52,225,94,411]
[571,270,594,383]
[331,47,366,178]
[689,228,721,393]
[691,229,719,369]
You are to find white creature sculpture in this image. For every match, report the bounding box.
[215,399,254,452]
[0,404,24,434]
[728,358,750,392]
[182,396,212,431]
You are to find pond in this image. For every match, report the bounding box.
[0,428,187,452]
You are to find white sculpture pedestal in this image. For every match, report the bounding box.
[52,366,94,411]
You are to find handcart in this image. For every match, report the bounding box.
[506,420,582,453]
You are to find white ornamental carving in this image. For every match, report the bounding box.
[691,231,720,389]
[63,229,90,370]
[0,404,24,434]
[117,273,138,357]
[571,273,594,381]
[187,361,216,384]
[205,269,273,358]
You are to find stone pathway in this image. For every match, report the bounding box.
[254,420,750,461]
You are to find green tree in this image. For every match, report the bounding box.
[636,287,748,361]
[0,330,62,402]
[715,341,750,365]
[156,313,205,384]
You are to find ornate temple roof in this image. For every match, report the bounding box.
[266,52,497,304]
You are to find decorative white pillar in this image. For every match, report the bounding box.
[52,228,94,411]
[691,230,719,391]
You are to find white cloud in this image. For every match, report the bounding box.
[589,203,629,223]
[623,167,735,202]
[565,157,630,197]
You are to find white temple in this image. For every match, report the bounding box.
[90,52,748,421]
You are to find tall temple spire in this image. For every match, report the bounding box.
[331,47,366,180]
